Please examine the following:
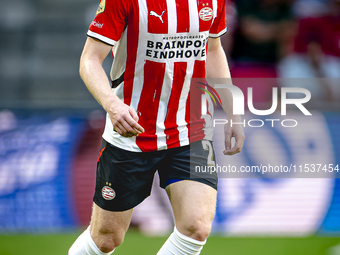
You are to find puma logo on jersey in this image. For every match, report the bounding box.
[150,10,165,23]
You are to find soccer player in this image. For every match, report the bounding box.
[68,0,245,254]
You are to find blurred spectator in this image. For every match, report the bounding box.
[221,0,238,59]
[222,0,296,105]
[278,0,340,101]
[293,0,330,18]
[294,1,340,57]
[231,0,295,63]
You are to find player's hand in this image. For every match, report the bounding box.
[107,100,144,138]
[223,116,245,155]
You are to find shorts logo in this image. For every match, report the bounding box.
[96,0,106,15]
[199,7,213,21]
[102,186,116,200]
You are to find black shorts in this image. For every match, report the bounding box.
[94,139,218,212]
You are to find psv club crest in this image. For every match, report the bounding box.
[199,7,213,21]
[102,186,116,200]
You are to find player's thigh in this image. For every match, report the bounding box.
[90,203,133,244]
[166,180,217,235]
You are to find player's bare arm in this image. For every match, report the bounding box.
[206,37,245,155]
[79,37,144,137]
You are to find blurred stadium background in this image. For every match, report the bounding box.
[1,0,340,254]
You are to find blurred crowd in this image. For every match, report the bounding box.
[222,0,340,104]
[1,0,338,108]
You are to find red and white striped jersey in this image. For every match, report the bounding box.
[87,0,227,152]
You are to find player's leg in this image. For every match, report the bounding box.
[168,180,216,241]
[68,204,133,255]
[90,204,133,252]
[157,180,216,255]
[157,140,218,255]
[68,140,158,255]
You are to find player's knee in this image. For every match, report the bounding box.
[96,240,115,253]
[180,219,212,241]
[96,229,125,252]
[97,235,124,252]
[111,233,125,248]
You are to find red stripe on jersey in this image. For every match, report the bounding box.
[197,0,214,32]
[147,0,168,34]
[164,62,187,149]
[124,1,140,105]
[186,60,206,143]
[175,0,190,33]
[136,60,166,152]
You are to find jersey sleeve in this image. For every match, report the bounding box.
[209,0,227,38]
[87,0,127,46]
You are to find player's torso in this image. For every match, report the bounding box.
[112,0,219,102]
[106,0,221,152]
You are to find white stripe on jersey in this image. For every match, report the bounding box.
[212,0,218,18]
[188,0,199,33]
[130,0,148,112]
[155,61,174,150]
[87,31,116,46]
[177,0,200,147]
[177,59,194,147]
[155,0,176,150]
[167,0,177,35]
[177,59,195,146]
